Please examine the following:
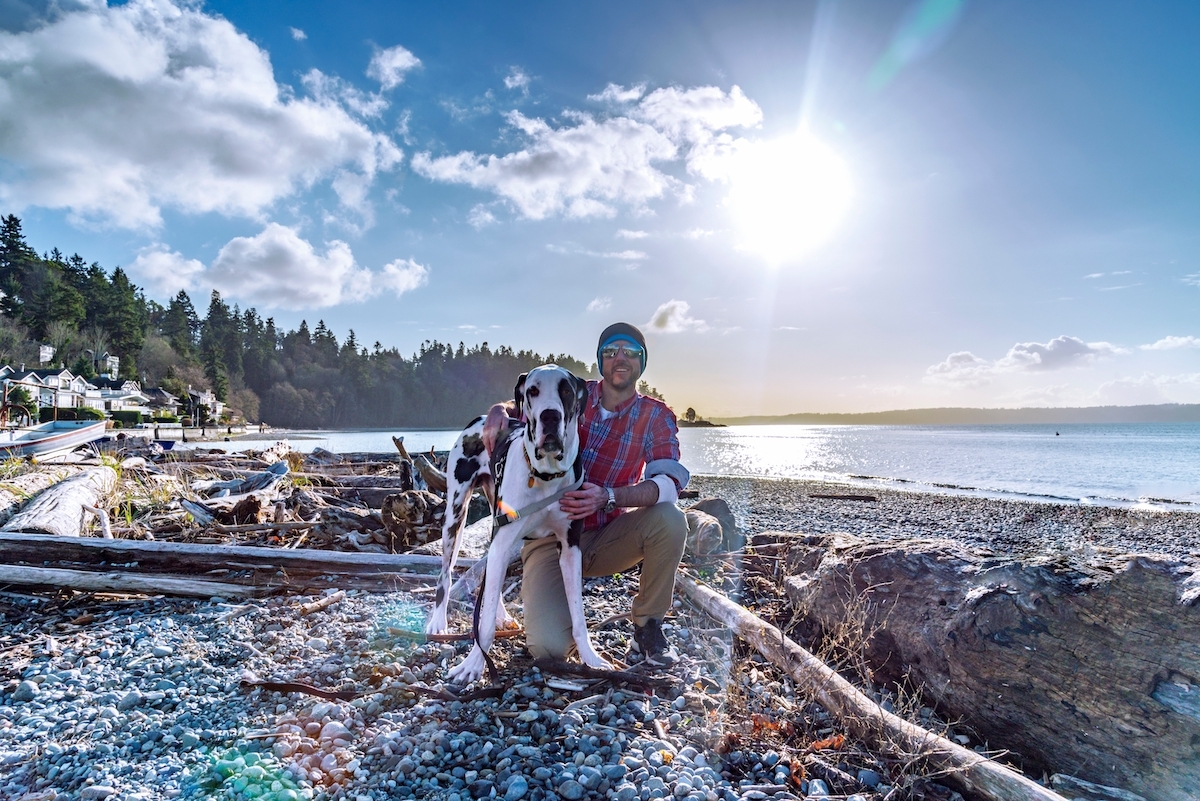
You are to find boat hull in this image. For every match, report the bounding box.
[0,421,109,458]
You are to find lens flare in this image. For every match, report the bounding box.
[725,133,852,265]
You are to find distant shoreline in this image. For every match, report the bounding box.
[711,403,1200,426]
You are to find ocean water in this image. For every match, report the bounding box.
[192,423,1200,510]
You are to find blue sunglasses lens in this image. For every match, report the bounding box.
[601,344,643,360]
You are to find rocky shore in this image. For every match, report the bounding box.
[690,475,1200,562]
[4,475,1195,801]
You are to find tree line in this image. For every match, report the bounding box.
[0,214,641,428]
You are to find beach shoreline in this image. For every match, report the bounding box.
[689,474,1200,563]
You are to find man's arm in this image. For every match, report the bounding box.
[560,479,661,520]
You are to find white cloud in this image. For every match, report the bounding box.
[413,111,677,219]
[142,224,427,309]
[681,228,714,239]
[587,83,646,104]
[301,69,388,119]
[1184,274,1200,288]
[0,0,400,230]
[468,204,497,229]
[1083,273,1104,279]
[927,335,1129,386]
[996,336,1125,372]
[376,258,429,296]
[635,84,763,174]
[617,229,649,239]
[1092,372,1200,406]
[413,84,762,221]
[367,44,421,91]
[587,297,611,313]
[924,351,993,386]
[504,67,530,92]
[289,27,306,41]
[1141,335,1200,351]
[645,299,706,333]
[129,244,205,297]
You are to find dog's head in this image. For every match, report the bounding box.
[514,364,588,465]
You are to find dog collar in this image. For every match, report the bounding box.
[524,446,568,487]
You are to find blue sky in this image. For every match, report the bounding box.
[2,0,1199,415]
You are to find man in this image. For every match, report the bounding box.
[484,322,690,667]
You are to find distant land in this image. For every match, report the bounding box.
[711,404,1200,426]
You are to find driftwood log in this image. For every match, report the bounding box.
[0,466,79,525]
[778,532,1200,801]
[677,573,1067,801]
[0,564,264,597]
[1,466,117,536]
[0,532,479,596]
[0,531,470,575]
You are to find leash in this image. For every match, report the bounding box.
[493,473,583,531]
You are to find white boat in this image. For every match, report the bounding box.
[0,420,109,458]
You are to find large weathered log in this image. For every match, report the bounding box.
[779,533,1200,801]
[0,466,79,525]
[0,563,267,597]
[1,466,116,536]
[0,531,473,575]
[677,573,1066,801]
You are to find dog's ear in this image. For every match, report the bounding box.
[572,373,588,417]
[514,372,528,411]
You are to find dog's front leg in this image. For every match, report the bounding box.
[558,541,614,671]
[447,536,516,684]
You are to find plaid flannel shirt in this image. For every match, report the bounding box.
[579,380,684,532]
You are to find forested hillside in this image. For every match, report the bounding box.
[0,214,601,428]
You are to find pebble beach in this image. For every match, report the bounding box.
[3,476,1198,801]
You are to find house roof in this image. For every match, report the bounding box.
[91,377,139,390]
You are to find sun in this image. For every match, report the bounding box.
[725,133,853,265]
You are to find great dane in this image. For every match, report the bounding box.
[427,364,614,684]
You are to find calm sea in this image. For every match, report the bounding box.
[190,424,1200,510]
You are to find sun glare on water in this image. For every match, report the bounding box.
[725,133,852,265]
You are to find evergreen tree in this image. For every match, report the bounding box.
[161,291,200,358]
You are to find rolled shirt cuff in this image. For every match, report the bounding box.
[649,474,679,505]
[645,458,690,491]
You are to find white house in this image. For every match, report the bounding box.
[90,376,152,415]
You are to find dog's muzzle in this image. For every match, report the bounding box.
[535,409,565,460]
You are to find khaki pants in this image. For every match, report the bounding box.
[520,503,687,659]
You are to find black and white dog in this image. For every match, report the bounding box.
[427,364,614,684]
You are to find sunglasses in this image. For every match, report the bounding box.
[600,343,645,360]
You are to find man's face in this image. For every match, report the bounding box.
[601,339,642,392]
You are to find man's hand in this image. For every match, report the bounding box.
[482,403,510,455]
[561,481,607,520]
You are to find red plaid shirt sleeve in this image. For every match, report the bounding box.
[578,380,683,531]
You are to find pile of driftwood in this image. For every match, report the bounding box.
[0,438,486,598]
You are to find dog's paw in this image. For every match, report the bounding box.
[446,646,487,685]
[424,608,449,635]
[495,605,519,631]
[579,649,614,672]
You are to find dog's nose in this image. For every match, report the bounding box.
[537,408,564,456]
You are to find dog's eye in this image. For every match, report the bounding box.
[526,386,540,399]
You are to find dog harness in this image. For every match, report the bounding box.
[490,433,582,533]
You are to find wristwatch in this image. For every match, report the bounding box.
[603,487,617,514]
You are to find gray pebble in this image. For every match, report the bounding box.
[558,778,585,800]
[12,680,38,702]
